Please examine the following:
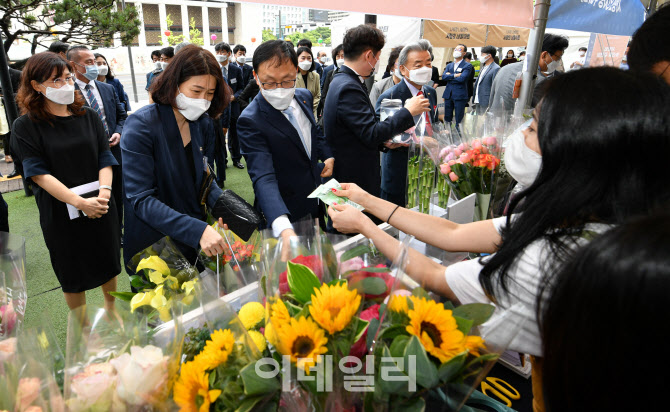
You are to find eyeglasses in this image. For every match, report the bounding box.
[43,75,75,88]
[259,78,297,90]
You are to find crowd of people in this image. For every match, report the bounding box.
[0,4,669,410]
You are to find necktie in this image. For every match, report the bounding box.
[222,66,228,80]
[282,106,310,157]
[84,84,110,137]
[417,90,433,135]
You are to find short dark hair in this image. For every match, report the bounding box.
[578,47,587,52]
[151,50,162,59]
[519,51,526,56]
[66,45,90,62]
[332,44,344,67]
[296,46,315,72]
[628,3,670,72]
[94,53,114,80]
[457,44,467,53]
[160,46,174,58]
[252,40,298,74]
[214,42,231,54]
[48,41,69,55]
[297,39,312,49]
[481,46,497,57]
[343,24,385,60]
[149,45,229,119]
[285,40,295,48]
[233,44,247,55]
[386,46,403,74]
[464,52,473,61]
[541,33,569,56]
[506,49,515,57]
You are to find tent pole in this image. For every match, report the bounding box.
[514,0,551,117]
[647,0,658,17]
[121,0,139,104]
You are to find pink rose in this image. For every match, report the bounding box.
[472,139,482,149]
[453,148,462,157]
[337,251,364,274]
[17,377,41,411]
[458,143,466,151]
[438,147,450,160]
[0,336,16,362]
[459,153,471,163]
[449,172,459,182]
[349,304,381,359]
[440,163,451,175]
[445,152,455,162]
[484,136,497,146]
[0,303,17,336]
[447,159,457,166]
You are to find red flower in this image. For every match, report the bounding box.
[347,264,393,299]
[350,304,381,359]
[278,255,324,294]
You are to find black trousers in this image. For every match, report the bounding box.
[112,164,123,235]
[227,115,241,163]
[2,132,10,156]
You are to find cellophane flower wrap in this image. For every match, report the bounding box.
[363,255,527,411]
[261,225,412,411]
[198,224,264,299]
[64,303,185,411]
[111,237,200,323]
[406,115,441,214]
[0,233,27,341]
[170,281,271,411]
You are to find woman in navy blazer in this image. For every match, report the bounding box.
[94,53,131,112]
[121,45,230,266]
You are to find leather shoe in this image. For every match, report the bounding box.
[234,162,245,169]
[7,169,19,178]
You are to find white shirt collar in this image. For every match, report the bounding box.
[402,78,422,96]
[75,77,93,90]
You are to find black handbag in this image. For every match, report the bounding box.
[209,189,262,241]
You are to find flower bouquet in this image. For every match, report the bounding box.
[0,233,27,340]
[198,223,264,299]
[63,303,185,411]
[111,237,200,322]
[406,116,441,214]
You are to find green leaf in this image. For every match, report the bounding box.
[130,275,148,290]
[404,335,438,389]
[326,279,347,287]
[389,335,409,358]
[367,317,380,349]
[108,292,136,302]
[357,267,391,273]
[353,318,370,343]
[378,325,408,342]
[452,303,495,327]
[411,287,431,301]
[287,261,321,304]
[392,397,425,412]
[351,277,387,296]
[437,352,467,383]
[240,360,281,396]
[235,396,263,412]
[378,345,410,394]
[294,303,311,319]
[454,316,474,335]
[284,300,302,317]
[465,352,499,370]
[339,244,374,262]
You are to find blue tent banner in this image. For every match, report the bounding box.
[547,0,647,36]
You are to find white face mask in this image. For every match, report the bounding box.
[237,56,246,65]
[519,56,526,61]
[160,62,169,70]
[579,51,586,57]
[504,120,542,187]
[336,58,344,67]
[367,53,380,77]
[155,61,162,70]
[453,50,463,59]
[216,54,228,63]
[407,66,432,85]
[298,60,312,71]
[43,83,75,105]
[319,56,327,64]
[544,55,560,74]
[394,68,402,79]
[259,78,296,111]
[479,54,489,63]
[97,65,108,76]
[175,89,211,121]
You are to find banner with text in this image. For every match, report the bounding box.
[584,33,629,67]
[547,0,646,36]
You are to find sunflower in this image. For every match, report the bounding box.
[238,302,265,330]
[173,361,221,412]
[268,299,291,328]
[195,329,236,371]
[276,316,328,373]
[264,322,279,347]
[248,330,267,352]
[406,297,466,363]
[464,335,486,357]
[387,295,409,314]
[309,283,361,334]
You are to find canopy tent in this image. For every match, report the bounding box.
[423,21,530,48]
[547,0,647,36]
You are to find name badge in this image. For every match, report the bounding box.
[456,68,463,73]
[231,78,237,84]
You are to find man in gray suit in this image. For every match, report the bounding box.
[472,46,501,114]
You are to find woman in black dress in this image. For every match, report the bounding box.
[13,52,120,310]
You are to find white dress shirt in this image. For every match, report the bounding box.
[271,97,314,237]
[453,59,463,73]
[75,78,107,122]
[474,62,492,104]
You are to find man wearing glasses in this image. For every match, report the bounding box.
[237,40,334,241]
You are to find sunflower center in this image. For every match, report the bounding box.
[328,306,341,318]
[420,321,442,347]
[292,336,315,357]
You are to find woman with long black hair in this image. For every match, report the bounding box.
[327,67,670,408]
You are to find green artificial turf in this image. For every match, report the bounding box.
[7,159,254,349]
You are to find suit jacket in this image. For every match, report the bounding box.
[223,63,244,118]
[296,70,320,118]
[315,61,323,78]
[442,60,474,101]
[321,64,336,89]
[75,80,128,164]
[472,63,501,110]
[323,65,415,197]
[238,88,333,227]
[107,78,131,112]
[369,75,397,106]
[238,78,260,112]
[236,62,253,88]
[1,67,21,114]
[121,104,223,265]
[374,80,440,196]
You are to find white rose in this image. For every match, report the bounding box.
[110,345,168,406]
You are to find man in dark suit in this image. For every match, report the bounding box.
[215,42,245,173]
[374,40,440,207]
[238,40,334,241]
[472,46,501,114]
[323,24,430,206]
[442,43,473,126]
[145,50,162,91]
[233,44,253,88]
[69,46,127,236]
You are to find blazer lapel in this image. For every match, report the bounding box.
[258,95,310,160]
[157,105,200,196]
[74,83,90,108]
[189,120,204,190]
[295,95,316,159]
